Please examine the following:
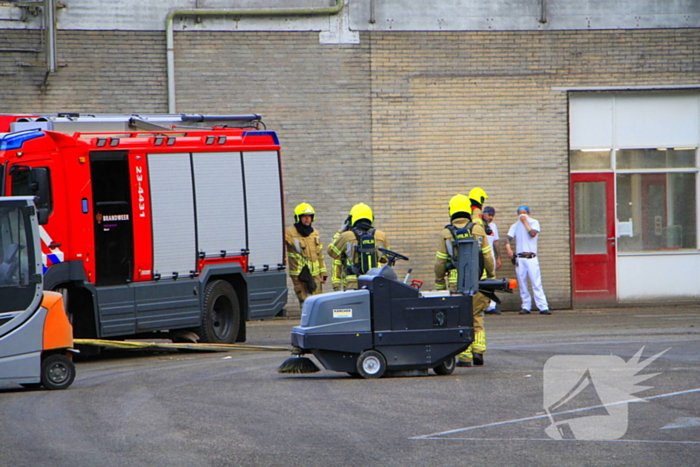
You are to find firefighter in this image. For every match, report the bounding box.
[327,203,389,290]
[285,203,327,307]
[468,187,492,237]
[434,194,495,367]
[330,213,351,291]
[330,231,346,291]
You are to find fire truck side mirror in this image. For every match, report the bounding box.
[37,208,49,225]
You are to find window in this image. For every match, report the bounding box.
[0,205,30,287]
[616,172,697,252]
[617,148,695,170]
[10,166,52,211]
[570,150,611,171]
[574,181,607,254]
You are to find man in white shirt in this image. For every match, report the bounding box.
[505,206,551,315]
[482,206,502,314]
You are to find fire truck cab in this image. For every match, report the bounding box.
[0,114,287,344]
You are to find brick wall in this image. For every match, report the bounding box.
[1,27,698,313]
[0,30,167,113]
[172,31,373,312]
[368,29,700,312]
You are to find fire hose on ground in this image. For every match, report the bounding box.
[74,338,290,353]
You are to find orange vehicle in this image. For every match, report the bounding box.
[0,196,76,389]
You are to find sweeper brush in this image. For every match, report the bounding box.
[277,356,320,374]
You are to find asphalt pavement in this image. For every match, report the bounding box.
[1,305,698,466]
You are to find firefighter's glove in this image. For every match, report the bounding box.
[333,287,341,292]
[511,256,517,266]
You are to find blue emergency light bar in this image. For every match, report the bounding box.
[0,130,44,151]
[242,130,279,146]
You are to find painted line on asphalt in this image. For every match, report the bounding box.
[411,387,700,440]
[422,437,700,444]
[634,313,698,319]
[493,336,699,350]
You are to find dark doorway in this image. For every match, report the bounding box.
[90,151,133,286]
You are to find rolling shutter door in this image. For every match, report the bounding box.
[192,152,247,257]
[147,153,196,279]
[243,151,283,270]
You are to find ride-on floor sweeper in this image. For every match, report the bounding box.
[0,196,77,390]
[279,238,515,379]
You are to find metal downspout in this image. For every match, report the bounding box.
[166,0,345,113]
[45,0,57,73]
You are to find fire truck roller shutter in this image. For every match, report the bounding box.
[243,151,284,270]
[192,152,246,257]
[147,153,197,279]
[243,150,287,319]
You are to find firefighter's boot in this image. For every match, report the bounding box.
[457,346,473,367]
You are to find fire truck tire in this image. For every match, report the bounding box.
[356,350,386,379]
[199,280,240,344]
[40,354,76,390]
[433,356,456,375]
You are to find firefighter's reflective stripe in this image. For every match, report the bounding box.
[472,330,486,353]
[287,251,324,276]
[448,269,458,286]
[458,346,472,362]
[328,243,343,257]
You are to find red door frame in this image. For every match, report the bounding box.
[570,172,617,304]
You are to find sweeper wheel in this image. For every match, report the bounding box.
[356,350,386,379]
[433,356,456,375]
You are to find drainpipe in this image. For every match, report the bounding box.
[166,0,344,113]
[538,0,547,24]
[45,0,57,73]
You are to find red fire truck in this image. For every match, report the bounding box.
[0,114,287,344]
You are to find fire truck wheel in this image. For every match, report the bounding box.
[356,350,387,379]
[433,356,456,375]
[40,354,76,390]
[199,280,240,344]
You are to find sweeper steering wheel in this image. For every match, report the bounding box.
[377,248,409,267]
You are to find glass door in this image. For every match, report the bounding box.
[570,172,616,304]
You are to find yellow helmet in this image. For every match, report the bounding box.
[293,203,315,223]
[449,194,471,218]
[468,187,488,206]
[349,203,373,226]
